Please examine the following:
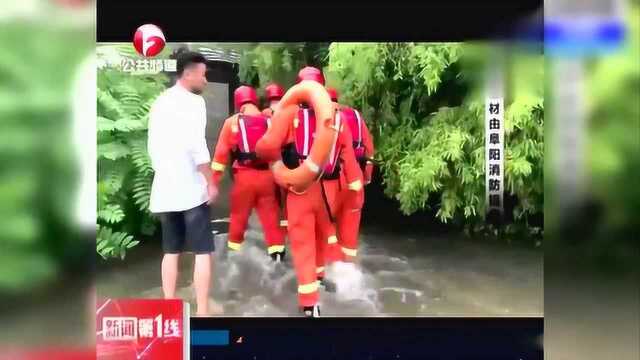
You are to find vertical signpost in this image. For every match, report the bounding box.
[486,97,505,218]
[485,46,505,223]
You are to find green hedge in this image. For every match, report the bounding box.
[97,49,169,259]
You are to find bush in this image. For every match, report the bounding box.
[97,49,169,259]
[325,43,544,235]
[237,42,545,238]
[0,22,92,291]
[238,43,330,99]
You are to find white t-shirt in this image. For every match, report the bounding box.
[148,83,211,213]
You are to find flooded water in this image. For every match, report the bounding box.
[97,214,543,317]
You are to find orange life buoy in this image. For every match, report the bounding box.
[255,80,336,193]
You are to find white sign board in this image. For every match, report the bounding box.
[486,97,504,214]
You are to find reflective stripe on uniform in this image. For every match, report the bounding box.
[327,235,337,244]
[302,109,310,156]
[267,245,285,254]
[316,266,325,274]
[298,281,319,294]
[304,158,320,174]
[228,241,242,251]
[238,116,250,153]
[211,162,225,172]
[341,247,357,257]
[271,160,284,172]
[348,180,363,191]
[354,109,363,144]
[327,111,341,166]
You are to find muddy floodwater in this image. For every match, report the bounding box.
[97,214,543,317]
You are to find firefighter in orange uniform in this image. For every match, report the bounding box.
[324,87,375,263]
[262,83,285,118]
[261,83,288,229]
[256,67,363,317]
[210,85,286,262]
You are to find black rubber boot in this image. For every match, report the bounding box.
[302,305,321,318]
[317,277,337,293]
[270,251,285,263]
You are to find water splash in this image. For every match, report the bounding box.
[325,261,381,314]
[97,225,543,317]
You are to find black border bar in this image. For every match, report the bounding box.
[190,317,543,359]
[97,1,543,42]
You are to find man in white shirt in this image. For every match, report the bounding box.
[147,51,218,316]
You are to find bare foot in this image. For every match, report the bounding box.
[189,302,209,317]
[208,299,224,315]
[192,299,224,317]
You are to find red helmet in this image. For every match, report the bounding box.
[265,83,284,100]
[296,66,325,85]
[326,87,339,102]
[234,85,258,110]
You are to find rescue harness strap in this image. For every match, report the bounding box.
[275,184,287,223]
[231,149,270,170]
[319,179,336,224]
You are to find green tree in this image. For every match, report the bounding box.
[325,43,544,235]
[586,6,640,230]
[96,45,170,259]
[238,42,330,97]
[0,22,92,291]
[236,42,544,235]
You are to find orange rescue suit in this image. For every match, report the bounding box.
[325,105,375,263]
[210,104,285,256]
[256,107,363,307]
[262,106,288,227]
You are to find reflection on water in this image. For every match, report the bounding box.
[97,215,543,317]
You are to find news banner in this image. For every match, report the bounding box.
[96,299,542,359]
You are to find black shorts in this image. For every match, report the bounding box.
[158,202,214,254]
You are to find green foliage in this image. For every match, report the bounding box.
[326,43,544,235]
[97,225,139,260]
[0,20,92,292]
[97,45,169,259]
[237,42,544,236]
[238,43,330,98]
[98,204,125,224]
[585,5,640,230]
